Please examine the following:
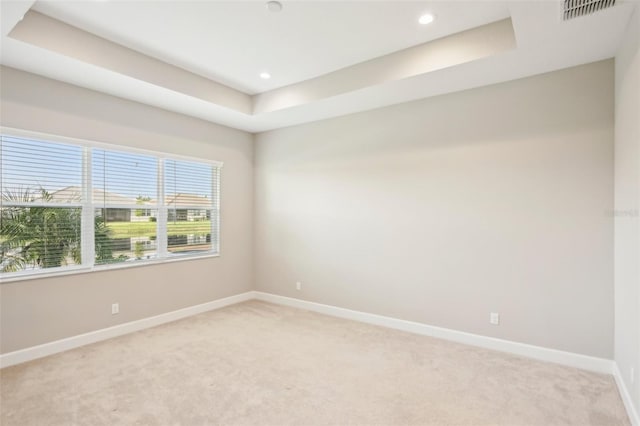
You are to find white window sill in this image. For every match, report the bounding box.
[0,252,220,284]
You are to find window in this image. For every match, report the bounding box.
[93,149,159,264]
[0,137,84,272]
[0,132,222,279]
[165,159,219,254]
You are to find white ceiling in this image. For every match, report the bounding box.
[30,0,512,94]
[0,0,637,133]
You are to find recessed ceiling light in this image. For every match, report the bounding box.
[260,72,271,80]
[418,13,435,25]
[266,1,283,12]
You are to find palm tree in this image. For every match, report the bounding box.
[1,187,82,272]
[94,216,114,263]
[1,187,121,272]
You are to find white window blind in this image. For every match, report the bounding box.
[165,159,218,255]
[1,136,84,272]
[93,149,158,264]
[0,133,222,279]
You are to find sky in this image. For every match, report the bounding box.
[1,136,214,202]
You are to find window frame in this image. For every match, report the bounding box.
[0,127,223,283]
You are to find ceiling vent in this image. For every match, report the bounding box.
[563,0,616,20]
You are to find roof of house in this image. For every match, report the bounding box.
[165,193,212,208]
[48,186,138,205]
[42,187,211,207]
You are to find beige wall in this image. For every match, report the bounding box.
[0,60,619,362]
[255,60,615,358]
[0,67,254,353]
[614,7,640,414]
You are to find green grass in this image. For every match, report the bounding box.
[107,221,211,239]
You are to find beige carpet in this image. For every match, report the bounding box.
[0,300,630,426]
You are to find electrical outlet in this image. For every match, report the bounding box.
[111,303,119,315]
[296,281,301,291]
[490,312,500,325]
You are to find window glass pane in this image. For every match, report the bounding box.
[93,150,157,205]
[95,208,158,264]
[1,206,82,272]
[1,136,83,204]
[167,209,212,254]
[165,159,216,254]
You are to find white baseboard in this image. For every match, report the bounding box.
[0,290,613,374]
[253,291,613,375]
[613,363,640,426]
[2,290,634,423]
[0,291,254,369]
